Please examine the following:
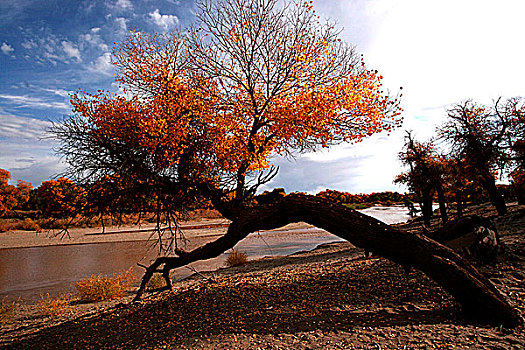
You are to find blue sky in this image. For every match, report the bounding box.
[1,0,525,193]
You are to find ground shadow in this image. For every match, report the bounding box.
[4,249,465,349]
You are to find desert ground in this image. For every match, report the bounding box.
[1,203,524,349]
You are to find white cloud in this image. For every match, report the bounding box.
[265,131,406,194]
[0,114,53,140]
[279,0,525,193]
[115,17,128,32]
[1,150,66,187]
[0,94,69,110]
[61,40,82,62]
[0,115,65,186]
[149,9,179,32]
[116,0,133,10]
[88,52,114,76]
[41,88,71,98]
[1,42,14,55]
[80,32,109,51]
[21,40,37,50]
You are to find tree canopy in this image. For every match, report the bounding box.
[55,0,402,223]
[437,98,525,214]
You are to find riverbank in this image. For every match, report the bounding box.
[1,203,524,349]
[0,220,318,250]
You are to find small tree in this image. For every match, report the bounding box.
[510,140,525,204]
[36,178,87,219]
[395,132,448,225]
[438,99,513,215]
[0,169,33,216]
[503,97,525,204]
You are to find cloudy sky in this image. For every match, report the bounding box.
[1,0,524,193]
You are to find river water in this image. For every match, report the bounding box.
[0,206,411,302]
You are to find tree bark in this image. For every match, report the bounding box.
[455,192,464,218]
[515,181,525,205]
[436,185,448,223]
[480,176,507,215]
[134,194,521,327]
[420,189,433,226]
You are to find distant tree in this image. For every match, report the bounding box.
[510,141,525,204]
[0,169,33,216]
[395,132,448,225]
[502,98,525,204]
[439,156,474,217]
[438,100,513,215]
[36,178,87,218]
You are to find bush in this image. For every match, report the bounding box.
[37,293,71,317]
[75,269,135,302]
[147,273,166,290]
[225,249,248,267]
[147,271,177,290]
[0,218,42,232]
[19,218,42,232]
[343,203,369,210]
[0,297,17,323]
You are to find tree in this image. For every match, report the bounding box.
[503,97,525,204]
[511,141,525,204]
[52,0,520,326]
[36,178,87,219]
[438,99,515,215]
[395,132,448,225]
[440,156,477,217]
[0,169,33,216]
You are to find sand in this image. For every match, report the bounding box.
[1,204,524,349]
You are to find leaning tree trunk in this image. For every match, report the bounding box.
[480,176,507,216]
[134,194,521,327]
[455,192,464,218]
[515,181,525,205]
[436,185,448,223]
[420,189,434,227]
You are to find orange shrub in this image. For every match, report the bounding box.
[75,269,135,302]
[225,249,248,267]
[37,293,72,316]
[0,297,17,323]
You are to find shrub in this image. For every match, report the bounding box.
[225,249,248,267]
[0,297,17,323]
[75,269,135,302]
[147,271,177,290]
[19,218,42,232]
[37,293,71,317]
[147,273,166,290]
[343,203,369,210]
[0,218,42,232]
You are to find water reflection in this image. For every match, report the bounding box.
[0,206,412,302]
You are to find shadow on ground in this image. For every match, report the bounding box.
[4,245,464,349]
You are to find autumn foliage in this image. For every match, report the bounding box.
[397,97,525,220]
[54,0,402,225]
[0,169,32,217]
[36,178,87,219]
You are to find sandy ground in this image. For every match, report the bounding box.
[0,219,315,249]
[1,204,524,349]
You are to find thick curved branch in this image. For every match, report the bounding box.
[134,194,521,327]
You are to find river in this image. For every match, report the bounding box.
[0,205,412,302]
